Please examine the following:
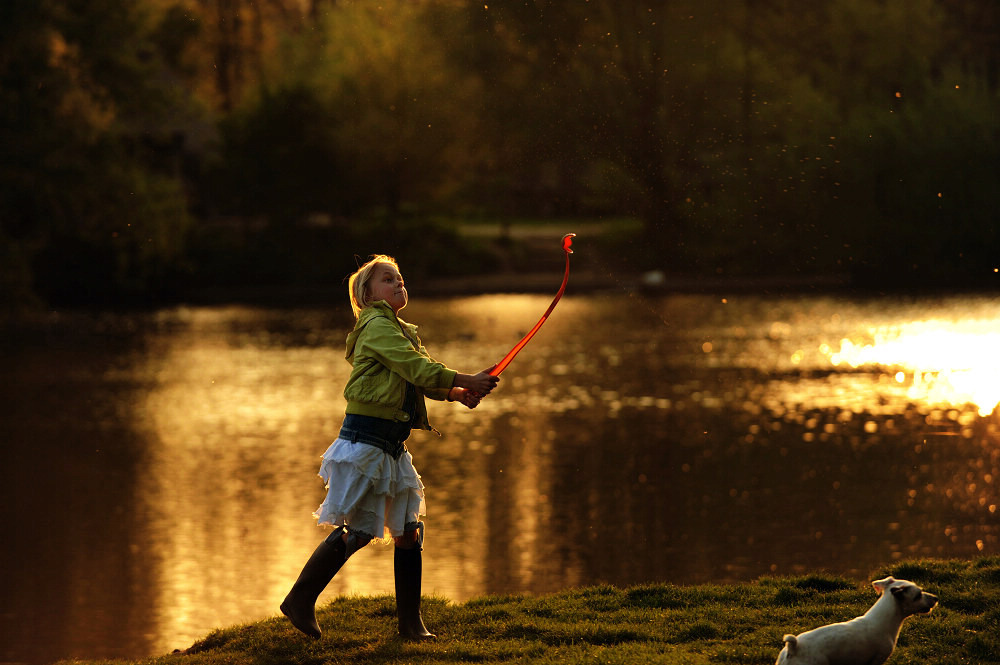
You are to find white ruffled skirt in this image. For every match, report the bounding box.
[312,437,426,542]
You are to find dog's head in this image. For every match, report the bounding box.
[873,576,938,616]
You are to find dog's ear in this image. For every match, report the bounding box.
[872,577,896,593]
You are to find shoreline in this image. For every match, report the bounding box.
[171,271,858,307]
[5,271,998,327]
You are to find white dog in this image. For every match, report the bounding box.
[774,576,937,665]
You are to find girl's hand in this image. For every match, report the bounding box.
[460,390,483,409]
[455,370,499,395]
[448,387,484,409]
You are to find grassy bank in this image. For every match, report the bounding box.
[67,558,998,665]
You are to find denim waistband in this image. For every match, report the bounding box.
[340,413,411,460]
[339,427,407,459]
[342,413,411,441]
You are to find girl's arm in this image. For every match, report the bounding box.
[362,317,457,390]
[363,318,498,396]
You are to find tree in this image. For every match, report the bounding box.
[259,0,485,217]
[0,0,202,305]
[456,1,759,268]
[451,0,999,281]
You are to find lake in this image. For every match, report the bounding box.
[1,291,998,663]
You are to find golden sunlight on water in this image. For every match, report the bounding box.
[128,304,551,649]
[3,294,997,664]
[136,308,350,648]
[116,296,1000,655]
[825,318,1000,417]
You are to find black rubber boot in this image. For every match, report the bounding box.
[394,544,436,640]
[280,528,350,639]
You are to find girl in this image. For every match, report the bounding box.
[280,254,499,640]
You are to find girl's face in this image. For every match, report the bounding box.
[367,263,407,313]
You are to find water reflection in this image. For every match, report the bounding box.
[827,316,1000,417]
[1,293,998,664]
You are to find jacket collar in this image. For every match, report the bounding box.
[346,301,419,361]
[357,300,397,326]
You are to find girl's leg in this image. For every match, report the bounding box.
[393,522,435,640]
[281,527,371,639]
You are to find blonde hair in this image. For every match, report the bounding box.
[347,254,400,319]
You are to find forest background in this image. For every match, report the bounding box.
[2,0,998,308]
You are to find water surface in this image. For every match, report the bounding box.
[1,292,998,663]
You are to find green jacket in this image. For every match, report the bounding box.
[343,300,457,431]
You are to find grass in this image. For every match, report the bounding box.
[60,557,1000,665]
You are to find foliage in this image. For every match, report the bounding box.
[206,84,346,222]
[3,0,999,306]
[457,0,1000,281]
[0,0,203,306]
[265,1,486,214]
[52,557,1000,665]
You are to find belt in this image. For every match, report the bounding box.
[339,427,407,460]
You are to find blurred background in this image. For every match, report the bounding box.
[2,0,998,310]
[2,2,1000,664]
